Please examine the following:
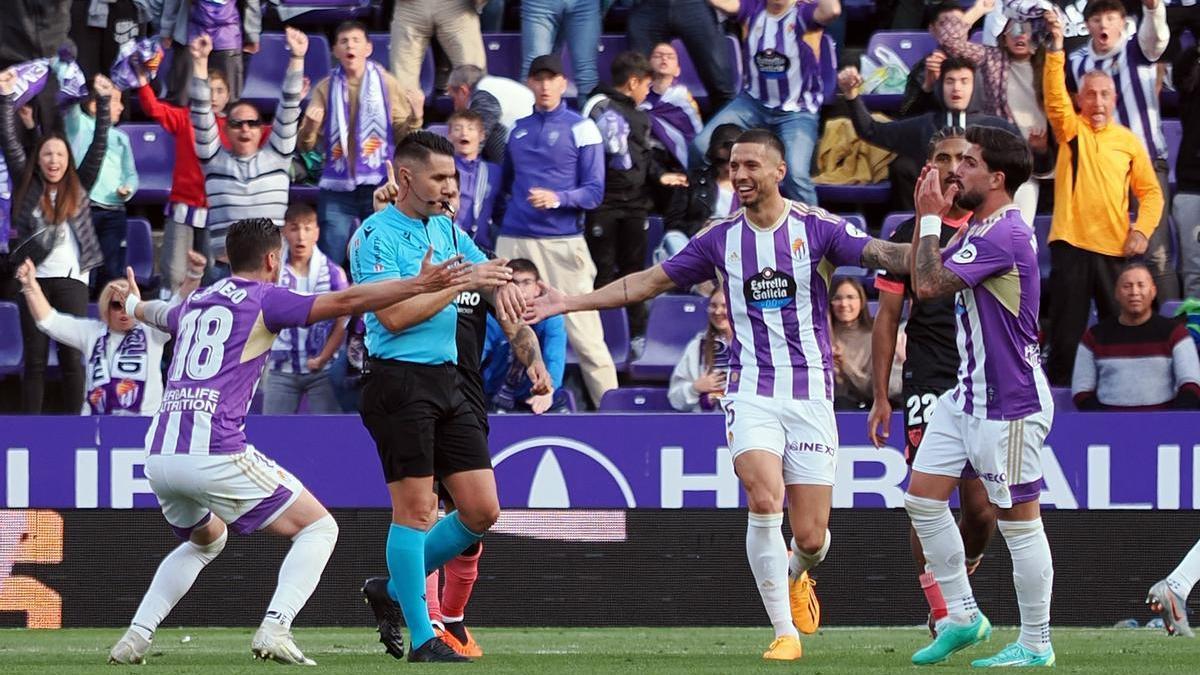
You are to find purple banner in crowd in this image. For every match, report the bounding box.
[0,412,1197,510]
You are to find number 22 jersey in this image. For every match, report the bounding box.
[145,278,317,456]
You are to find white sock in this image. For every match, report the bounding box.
[264,515,338,629]
[1167,538,1200,599]
[130,529,228,640]
[788,530,831,580]
[746,512,798,639]
[998,518,1053,653]
[905,494,977,624]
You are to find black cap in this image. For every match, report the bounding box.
[529,53,565,77]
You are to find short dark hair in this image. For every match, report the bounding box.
[508,258,540,279]
[1083,0,1126,20]
[447,108,485,132]
[733,128,785,161]
[707,123,744,164]
[1118,261,1153,282]
[927,1,964,25]
[226,218,282,273]
[334,20,369,41]
[610,51,652,87]
[965,125,1033,196]
[209,69,228,88]
[284,202,317,224]
[927,126,966,159]
[393,130,455,166]
[940,56,976,79]
[226,99,261,121]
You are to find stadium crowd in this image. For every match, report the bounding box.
[0,0,1197,416]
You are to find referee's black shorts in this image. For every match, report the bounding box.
[359,359,492,483]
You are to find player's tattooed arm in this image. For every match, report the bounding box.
[859,239,912,275]
[911,233,967,300]
[498,315,553,395]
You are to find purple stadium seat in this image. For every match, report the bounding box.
[645,215,664,269]
[290,184,319,203]
[122,123,174,206]
[271,0,373,25]
[819,33,838,103]
[862,31,937,112]
[565,307,631,371]
[629,294,709,381]
[816,181,892,205]
[125,218,155,285]
[1161,300,1184,318]
[1033,214,1051,280]
[0,302,23,376]
[842,0,876,20]
[483,33,523,80]
[1050,387,1075,411]
[598,387,674,412]
[427,123,449,137]
[881,212,913,241]
[242,32,331,108]
[1164,119,1181,191]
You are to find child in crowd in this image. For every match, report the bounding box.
[447,109,501,251]
[263,203,349,414]
[65,75,138,292]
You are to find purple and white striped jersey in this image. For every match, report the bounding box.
[145,278,317,456]
[941,205,1052,421]
[1067,41,1166,161]
[738,0,828,113]
[661,201,870,400]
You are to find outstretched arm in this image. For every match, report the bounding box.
[308,251,472,323]
[860,239,912,274]
[524,265,676,322]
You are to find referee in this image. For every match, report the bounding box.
[349,131,523,662]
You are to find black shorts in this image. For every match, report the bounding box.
[901,384,952,465]
[456,366,489,436]
[359,359,492,483]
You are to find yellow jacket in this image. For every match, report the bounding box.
[1043,50,1163,257]
[813,116,895,185]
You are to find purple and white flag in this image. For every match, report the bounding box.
[110,38,165,91]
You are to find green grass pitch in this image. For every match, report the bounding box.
[2,626,1199,673]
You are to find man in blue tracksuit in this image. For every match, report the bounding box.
[495,53,616,407]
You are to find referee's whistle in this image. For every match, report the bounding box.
[441,200,456,217]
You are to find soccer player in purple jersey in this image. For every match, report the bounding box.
[905,125,1056,668]
[526,128,914,661]
[105,218,472,666]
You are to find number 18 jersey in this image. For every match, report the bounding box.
[145,278,317,456]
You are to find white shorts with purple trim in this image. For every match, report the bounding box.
[145,445,305,540]
[913,391,1053,509]
[720,392,839,486]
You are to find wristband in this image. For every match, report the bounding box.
[124,294,140,317]
[918,215,942,239]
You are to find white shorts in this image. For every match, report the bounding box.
[144,445,305,539]
[721,392,839,486]
[912,392,1053,509]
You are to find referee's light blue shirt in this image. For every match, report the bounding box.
[349,206,488,365]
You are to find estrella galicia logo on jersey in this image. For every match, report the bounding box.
[744,267,796,310]
[754,49,790,78]
[492,437,636,508]
[952,243,978,264]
